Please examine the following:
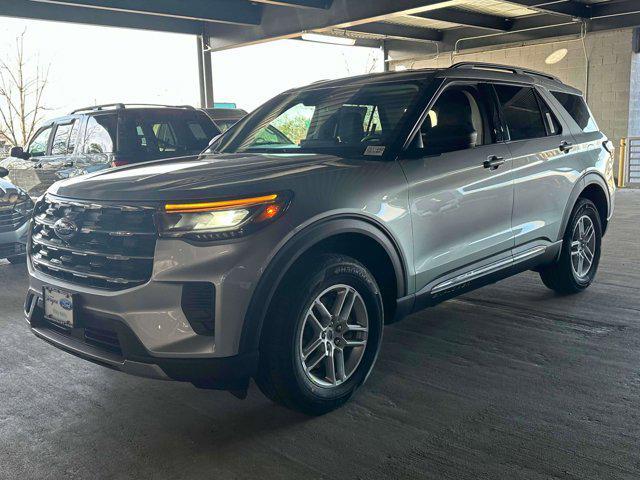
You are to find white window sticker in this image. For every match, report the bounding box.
[364,145,386,156]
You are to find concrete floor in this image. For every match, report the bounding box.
[1,190,639,480]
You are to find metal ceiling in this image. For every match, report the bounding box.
[2,0,640,56]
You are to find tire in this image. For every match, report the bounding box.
[256,253,384,415]
[7,255,26,265]
[539,198,602,294]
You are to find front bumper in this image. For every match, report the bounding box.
[25,292,258,388]
[0,219,29,258]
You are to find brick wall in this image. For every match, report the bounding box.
[391,29,635,149]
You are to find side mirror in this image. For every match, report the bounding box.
[0,167,8,178]
[10,146,29,160]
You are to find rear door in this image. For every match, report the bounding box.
[493,83,577,249]
[400,81,514,293]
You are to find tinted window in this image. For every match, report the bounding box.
[418,84,494,155]
[51,121,76,155]
[84,115,116,154]
[27,127,52,157]
[119,110,218,161]
[552,91,598,133]
[494,85,547,141]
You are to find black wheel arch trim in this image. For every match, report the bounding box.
[239,214,409,354]
[558,171,611,241]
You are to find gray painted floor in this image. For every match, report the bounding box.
[1,190,639,480]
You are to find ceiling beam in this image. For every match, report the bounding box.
[504,1,591,19]
[411,8,513,31]
[207,0,460,51]
[250,0,333,9]
[346,22,443,42]
[29,0,264,26]
[1,0,204,34]
[442,13,581,51]
[590,0,640,19]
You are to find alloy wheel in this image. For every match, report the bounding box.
[570,214,596,279]
[298,284,369,388]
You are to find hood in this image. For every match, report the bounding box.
[49,152,350,202]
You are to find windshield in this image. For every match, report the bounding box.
[213,81,422,156]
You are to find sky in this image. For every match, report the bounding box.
[0,17,383,121]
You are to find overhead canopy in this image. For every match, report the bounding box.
[3,0,640,57]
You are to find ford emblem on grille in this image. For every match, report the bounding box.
[53,218,79,241]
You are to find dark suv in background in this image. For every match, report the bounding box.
[2,104,220,197]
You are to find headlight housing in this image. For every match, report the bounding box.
[157,193,290,241]
[11,189,34,216]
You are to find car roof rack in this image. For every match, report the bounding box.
[70,103,195,114]
[448,62,560,82]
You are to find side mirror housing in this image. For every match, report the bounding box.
[10,146,29,160]
[0,166,9,178]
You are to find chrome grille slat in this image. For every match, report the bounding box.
[31,235,153,260]
[29,195,157,290]
[0,209,27,232]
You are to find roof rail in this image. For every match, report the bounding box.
[449,62,560,82]
[70,103,195,114]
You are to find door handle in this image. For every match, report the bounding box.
[483,155,505,170]
[559,141,574,153]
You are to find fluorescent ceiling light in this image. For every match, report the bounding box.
[546,48,568,65]
[301,32,356,46]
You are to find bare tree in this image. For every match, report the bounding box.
[0,30,49,147]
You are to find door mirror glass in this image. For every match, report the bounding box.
[0,166,9,178]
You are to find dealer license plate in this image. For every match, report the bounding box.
[43,286,75,328]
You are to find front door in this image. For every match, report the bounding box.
[399,82,515,294]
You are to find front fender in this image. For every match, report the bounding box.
[238,215,408,354]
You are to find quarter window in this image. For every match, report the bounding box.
[84,115,116,154]
[27,126,52,157]
[551,91,598,133]
[494,85,548,141]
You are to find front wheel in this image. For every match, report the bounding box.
[256,254,384,415]
[539,198,602,294]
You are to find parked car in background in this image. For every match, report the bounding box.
[0,167,33,263]
[203,107,248,132]
[1,104,220,197]
[25,63,615,414]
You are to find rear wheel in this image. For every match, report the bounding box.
[539,198,602,294]
[256,253,384,415]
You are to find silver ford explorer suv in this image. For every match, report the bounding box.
[24,63,615,415]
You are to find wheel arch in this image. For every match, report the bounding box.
[239,215,408,354]
[559,172,611,240]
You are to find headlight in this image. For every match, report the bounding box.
[12,189,34,216]
[158,193,290,241]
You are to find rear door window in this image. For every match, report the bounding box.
[27,126,52,157]
[51,121,77,155]
[494,85,548,141]
[119,110,219,161]
[551,91,598,133]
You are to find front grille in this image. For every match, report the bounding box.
[0,207,27,233]
[30,195,157,290]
